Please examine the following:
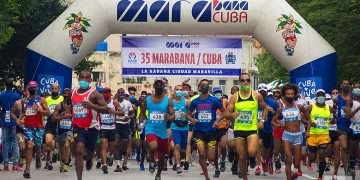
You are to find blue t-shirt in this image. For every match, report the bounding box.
[0,90,21,127]
[145,96,169,139]
[171,97,188,131]
[337,96,351,132]
[260,96,278,133]
[190,95,223,132]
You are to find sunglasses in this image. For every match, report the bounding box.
[240,79,251,83]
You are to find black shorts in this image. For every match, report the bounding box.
[45,121,57,136]
[216,128,228,141]
[259,130,274,149]
[193,131,217,147]
[116,123,130,139]
[73,127,98,152]
[329,130,339,144]
[99,129,116,142]
[234,130,258,139]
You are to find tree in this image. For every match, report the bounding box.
[0,0,66,81]
[255,51,289,83]
[74,58,102,75]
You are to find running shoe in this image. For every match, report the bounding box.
[86,159,93,170]
[107,156,114,167]
[213,169,220,178]
[96,161,101,169]
[176,166,182,174]
[249,158,256,169]
[220,160,226,172]
[155,175,161,180]
[149,162,155,174]
[183,161,189,170]
[23,171,31,179]
[255,166,261,176]
[63,164,70,173]
[102,165,109,174]
[114,165,122,172]
[139,163,145,171]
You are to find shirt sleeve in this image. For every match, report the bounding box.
[189,100,196,112]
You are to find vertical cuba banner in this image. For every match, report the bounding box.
[37,74,65,95]
[121,36,244,77]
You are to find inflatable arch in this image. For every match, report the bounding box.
[26,0,336,96]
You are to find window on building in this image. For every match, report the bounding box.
[219,80,226,85]
[92,72,105,82]
[233,80,240,86]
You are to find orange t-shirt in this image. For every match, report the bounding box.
[217,99,228,129]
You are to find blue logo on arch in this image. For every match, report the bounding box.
[117,0,183,22]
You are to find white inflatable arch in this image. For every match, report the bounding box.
[26,0,336,95]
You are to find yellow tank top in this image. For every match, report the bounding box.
[234,91,258,131]
[310,103,331,135]
[45,96,64,114]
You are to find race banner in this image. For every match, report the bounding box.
[121,36,244,77]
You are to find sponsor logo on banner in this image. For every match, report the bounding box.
[276,14,303,56]
[117,0,248,23]
[225,52,236,64]
[37,74,64,95]
[128,52,138,64]
[64,12,91,54]
[296,77,321,98]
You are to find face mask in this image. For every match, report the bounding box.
[285,96,294,103]
[28,89,36,96]
[240,85,251,91]
[175,91,183,97]
[199,84,209,94]
[316,96,326,104]
[214,93,222,99]
[51,92,59,97]
[183,91,189,97]
[79,80,90,89]
[129,95,136,102]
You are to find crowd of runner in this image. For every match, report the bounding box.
[0,71,360,180]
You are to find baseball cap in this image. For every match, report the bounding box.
[353,88,360,97]
[316,89,326,95]
[212,87,222,94]
[258,83,268,92]
[27,81,38,88]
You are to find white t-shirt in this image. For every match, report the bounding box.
[350,101,360,134]
[116,100,133,124]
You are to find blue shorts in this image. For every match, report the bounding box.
[282,131,302,145]
[172,129,188,150]
[23,128,45,146]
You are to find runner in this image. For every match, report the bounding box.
[182,83,193,171]
[187,79,225,180]
[171,85,189,174]
[226,73,268,180]
[231,86,239,96]
[98,87,118,174]
[335,83,352,176]
[53,88,72,173]
[0,79,22,171]
[14,81,50,178]
[212,86,229,176]
[71,71,109,180]
[272,88,285,174]
[257,84,278,176]
[136,92,148,171]
[345,87,360,178]
[139,79,175,180]
[272,84,306,180]
[44,83,64,170]
[305,89,333,180]
[114,88,134,172]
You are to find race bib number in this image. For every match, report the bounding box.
[101,114,114,124]
[49,105,56,114]
[329,124,337,131]
[73,104,88,119]
[59,118,72,129]
[283,109,298,122]
[5,110,11,123]
[175,111,184,121]
[25,107,37,116]
[315,117,327,129]
[237,111,252,124]
[350,121,360,134]
[198,111,212,123]
[149,112,165,123]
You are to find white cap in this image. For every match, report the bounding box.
[316,89,326,95]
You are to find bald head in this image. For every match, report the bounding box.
[51,83,60,96]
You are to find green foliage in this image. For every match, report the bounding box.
[286,0,360,83]
[255,51,289,83]
[74,58,102,75]
[0,0,20,47]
